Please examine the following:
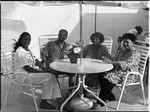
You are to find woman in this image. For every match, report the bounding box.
[13,32,62,109]
[93,33,141,108]
[83,32,113,89]
[83,32,112,60]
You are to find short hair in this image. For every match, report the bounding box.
[135,26,143,35]
[122,33,136,43]
[90,32,104,43]
[59,29,68,35]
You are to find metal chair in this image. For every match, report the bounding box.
[2,39,42,111]
[116,44,149,110]
[1,39,17,75]
[38,34,58,59]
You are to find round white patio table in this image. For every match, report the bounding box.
[50,58,113,111]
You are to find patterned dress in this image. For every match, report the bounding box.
[104,47,141,85]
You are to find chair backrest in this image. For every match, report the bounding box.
[135,40,149,47]
[1,39,16,76]
[134,44,149,77]
[38,34,58,59]
[102,36,113,54]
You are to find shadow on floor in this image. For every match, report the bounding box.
[1,75,149,111]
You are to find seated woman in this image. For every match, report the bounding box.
[93,33,141,109]
[13,32,63,109]
[83,32,113,89]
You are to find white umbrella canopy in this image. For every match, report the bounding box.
[19,1,41,6]
[19,1,149,9]
[18,1,149,62]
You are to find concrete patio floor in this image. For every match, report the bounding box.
[1,75,149,112]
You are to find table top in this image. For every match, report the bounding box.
[50,58,113,74]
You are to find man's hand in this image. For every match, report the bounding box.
[35,59,43,67]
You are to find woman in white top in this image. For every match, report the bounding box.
[13,32,62,109]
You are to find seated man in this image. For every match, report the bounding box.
[41,29,75,96]
[41,29,70,74]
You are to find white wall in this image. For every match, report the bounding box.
[80,5,149,56]
[1,1,149,58]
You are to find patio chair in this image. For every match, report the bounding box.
[1,39,17,75]
[102,36,113,54]
[2,39,42,111]
[38,35,76,90]
[116,44,148,110]
[38,34,58,59]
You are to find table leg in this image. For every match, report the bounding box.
[60,76,81,111]
[82,75,107,111]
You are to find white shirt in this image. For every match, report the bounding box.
[14,47,36,73]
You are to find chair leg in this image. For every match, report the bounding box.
[4,82,12,106]
[116,84,126,110]
[140,79,146,105]
[29,79,39,112]
[73,73,78,85]
[21,86,25,94]
[30,87,39,111]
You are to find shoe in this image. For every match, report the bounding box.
[57,97,64,109]
[107,92,115,101]
[40,99,56,109]
[92,102,101,109]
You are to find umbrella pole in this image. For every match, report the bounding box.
[95,5,97,33]
[79,1,83,65]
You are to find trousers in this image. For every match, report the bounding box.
[98,73,115,101]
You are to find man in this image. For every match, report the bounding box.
[127,26,143,41]
[41,29,74,96]
[42,29,69,72]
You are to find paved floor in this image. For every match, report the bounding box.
[1,75,149,112]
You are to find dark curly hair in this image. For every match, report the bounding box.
[122,33,136,43]
[135,26,143,35]
[13,32,31,52]
[90,32,104,43]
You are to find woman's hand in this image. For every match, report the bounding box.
[111,61,119,65]
[102,56,111,63]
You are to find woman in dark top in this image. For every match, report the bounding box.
[83,32,112,60]
[83,32,113,88]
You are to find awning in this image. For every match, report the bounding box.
[19,1,149,10]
